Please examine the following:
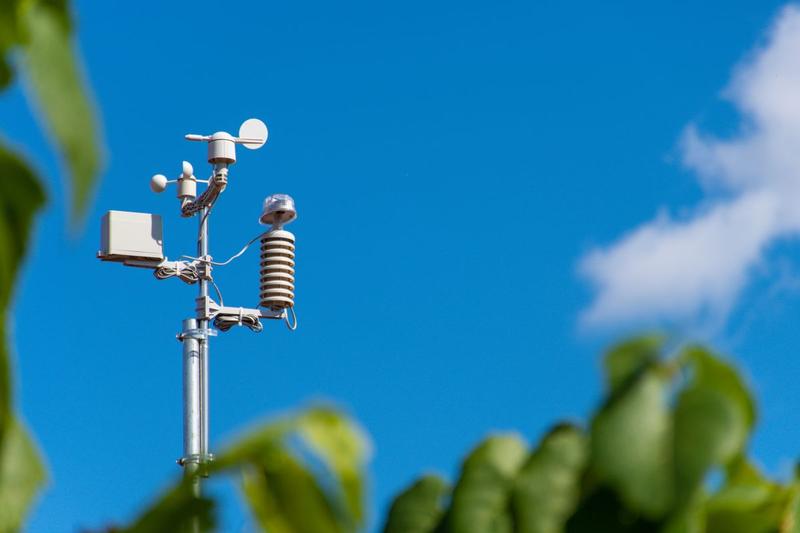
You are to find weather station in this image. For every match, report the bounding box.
[97,118,298,498]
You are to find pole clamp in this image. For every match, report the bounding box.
[177,453,215,477]
[176,328,217,341]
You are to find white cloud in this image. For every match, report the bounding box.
[581,5,800,327]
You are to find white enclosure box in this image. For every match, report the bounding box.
[99,210,164,262]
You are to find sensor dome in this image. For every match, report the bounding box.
[260,194,297,226]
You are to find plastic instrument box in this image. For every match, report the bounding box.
[99,210,164,262]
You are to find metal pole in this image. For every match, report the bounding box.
[176,207,211,533]
[181,317,201,496]
[198,206,210,464]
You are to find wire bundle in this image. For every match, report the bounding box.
[154,261,200,284]
[213,310,263,332]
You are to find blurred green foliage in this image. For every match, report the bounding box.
[382,337,800,533]
[0,0,103,530]
[109,406,370,533]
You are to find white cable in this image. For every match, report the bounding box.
[182,231,266,266]
[284,306,298,331]
[182,172,223,217]
[210,277,224,306]
[183,168,227,223]
[196,203,214,244]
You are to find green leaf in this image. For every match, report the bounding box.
[512,423,588,533]
[0,143,45,443]
[0,142,46,314]
[782,486,800,533]
[0,417,46,532]
[211,407,368,533]
[0,55,13,90]
[446,434,527,533]
[241,450,345,533]
[0,1,22,89]
[565,486,662,533]
[660,493,706,533]
[603,335,664,393]
[296,406,370,526]
[210,417,294,471]
[382,475,449,533]
[591,354,673,517]
[18,1,102,222]
[703,457,792,533]
[107,408,364,532]
[673,347,756,505]
[108,480,215,533]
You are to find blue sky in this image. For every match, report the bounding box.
[5,0,800,530]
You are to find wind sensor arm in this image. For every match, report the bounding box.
[153,119,270,216]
